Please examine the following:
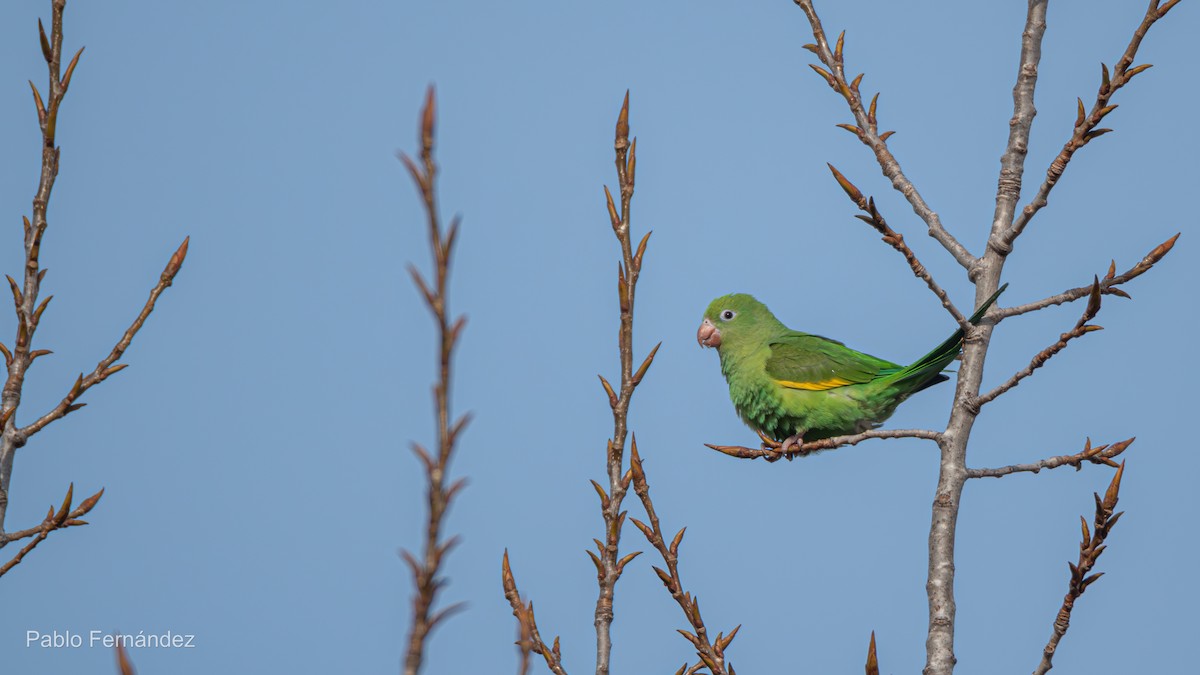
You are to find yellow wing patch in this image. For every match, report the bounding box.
[773,377,855,391]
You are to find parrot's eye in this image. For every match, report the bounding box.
[720,310,736,321]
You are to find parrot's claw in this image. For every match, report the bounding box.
[755,430,784,462]
[757,432,805,462]
[780,433,805,456]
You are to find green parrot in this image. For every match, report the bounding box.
[697,285,1006,453]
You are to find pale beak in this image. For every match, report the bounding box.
[697,318,721,348]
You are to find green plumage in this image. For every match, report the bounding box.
[698,286,1006,444]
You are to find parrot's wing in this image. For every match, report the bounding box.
[765,334,900,391]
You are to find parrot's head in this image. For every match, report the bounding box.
[698,293,780,351]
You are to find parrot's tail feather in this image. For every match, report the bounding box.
[892,284,1008,391]
[968,283,1009,324]
[911,371,950,394]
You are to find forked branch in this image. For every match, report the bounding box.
[0,482,102,577]
[792,0,976,272]
[0,0,188,570]
[975,278,1103,407]
[500,93,666,675]
[17,238,189,440]
[503,551,570,675]
[1000,0,1182,249]
[589,92,664,675]
[628,440,739,675]
[1032,463,1127,675]
[827,164,968,327]
[967,437,1132,479]
[986,0,1047,256]
[994,233,1178,320]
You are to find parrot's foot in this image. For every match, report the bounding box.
[779,433,805,457]
[757,430,805,462]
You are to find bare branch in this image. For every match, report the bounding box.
[590,91,658,675]
[792,0,977,273]
[0,483,103,577]
[0,525,51,577]
[1032,463,1126,675]
[514,601,533,675]
[975,278,1102,406]
[1000,2,1180,249]
[706,428,940,462]
[502,551,570,675]
[628,440,737,675]
[994,233,1178,320]
[1,0,71,539]
[916,3,1055,668]
[924,1,1180,672]
[985,0,1048,257]
[401,86,470,675]
[1,0,185,542]
[18,237,189,440]
[827,164,968,326]
[776,4,1174,675]
[967,437,1133,479]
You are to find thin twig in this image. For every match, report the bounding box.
[0,0,73,539]
[1000,0,1181,249]
[967,437,1132,479]
[706,428,941,462]
[994,233,1178,320]
[115,642,137,675]
[588,92,660,675]
[0,0,187,561]
[499,93,661,675]
[792,0,977,273]
[18,238,189,440]
[975,278,1103,407]
[0,483,103,577]
[502,551,569,675]
[0,496,94,545]
[515,605,533,675]
[400,86,471,675]
[826,164,968,327]
[628,440,738,675]
[1032,463,1126,675]
[985,0,1048,257]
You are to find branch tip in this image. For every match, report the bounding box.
[615,90,630,144]
[37,18,51,63]
[60,46,84,92]
[420,85,437,152]
[603,185,620,232]
[1149,232,1180,261]
[808,63,836,88]
[865,631,879,675]
[28,81,46,126]
[826,163,864,206]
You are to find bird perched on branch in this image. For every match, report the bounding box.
[697,286,1006,453]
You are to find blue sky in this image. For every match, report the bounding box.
[0,1,1196,673]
